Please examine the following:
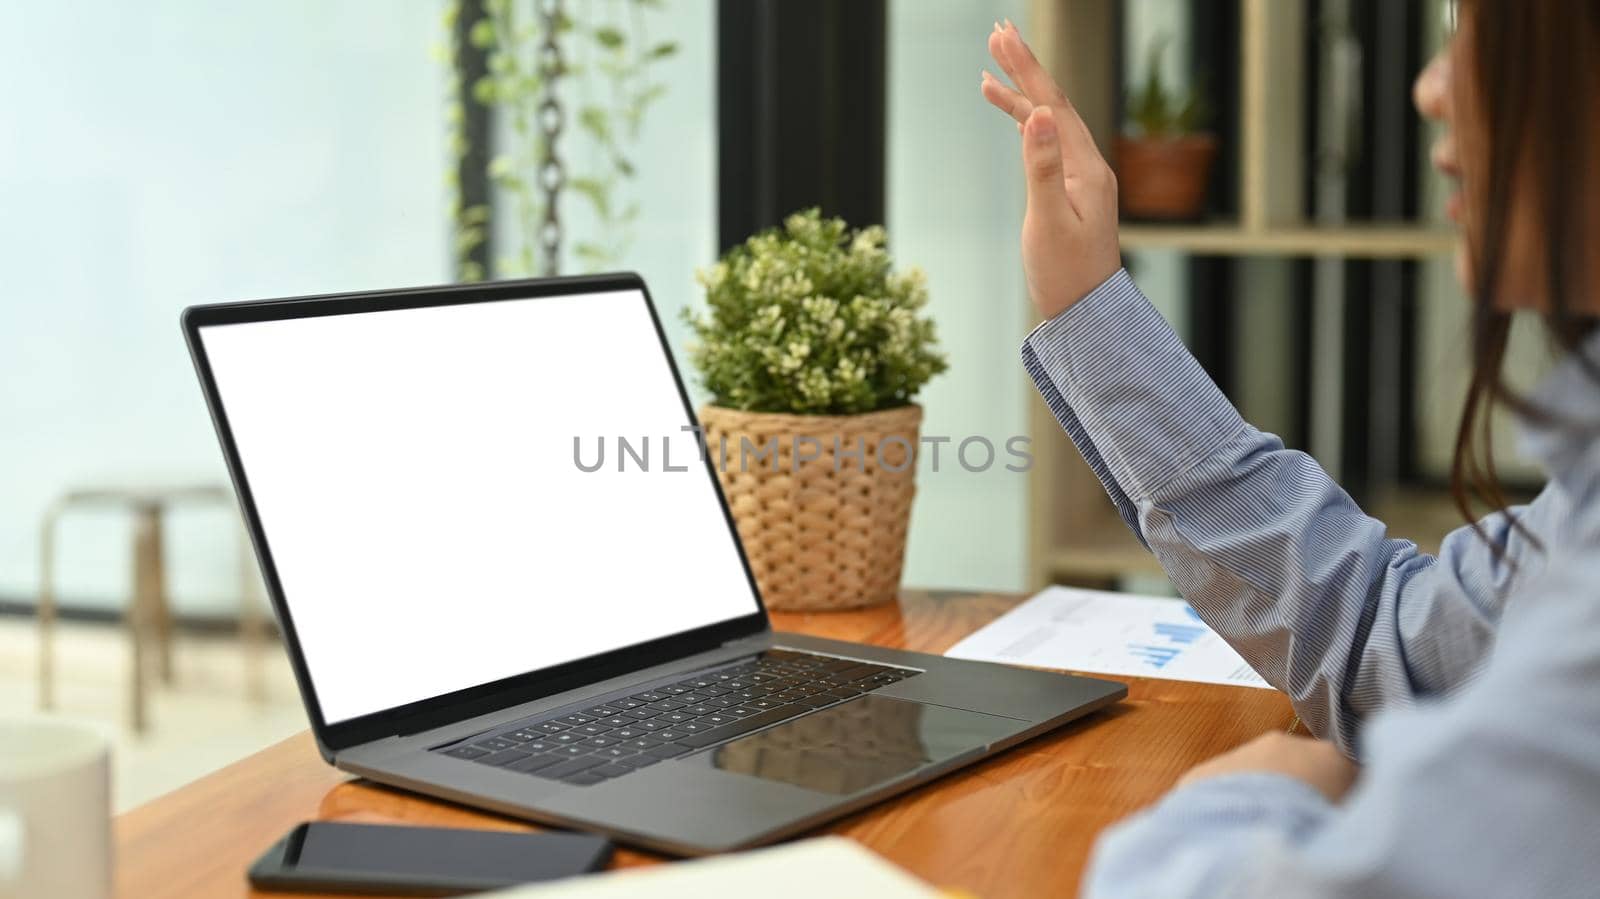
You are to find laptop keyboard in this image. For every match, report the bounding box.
[433,649,921,787]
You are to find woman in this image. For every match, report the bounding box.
[980,3,1599,897]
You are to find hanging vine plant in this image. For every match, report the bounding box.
[442,0,677,280]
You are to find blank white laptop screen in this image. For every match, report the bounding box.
[198,288,762,724]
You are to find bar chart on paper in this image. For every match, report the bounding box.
[1129,610,1209,668]
[945,587,1273,689]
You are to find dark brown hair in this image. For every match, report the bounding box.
[1451,0,1600,538]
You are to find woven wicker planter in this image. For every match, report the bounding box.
[699,404,921,612]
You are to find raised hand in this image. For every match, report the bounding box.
[981,21,1122,320]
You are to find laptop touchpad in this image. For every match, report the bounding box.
[690,694,1019,796]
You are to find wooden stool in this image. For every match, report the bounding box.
[36,484,270,734]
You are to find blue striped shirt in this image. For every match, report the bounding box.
[1022,270,1600,898]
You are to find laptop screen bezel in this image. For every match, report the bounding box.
[182,272,771,752]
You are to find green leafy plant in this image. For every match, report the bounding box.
[1126,35,1209,138]
[684,209,948,415]
[441,0,678,280]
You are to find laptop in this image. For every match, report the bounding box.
[182,272,1126,856]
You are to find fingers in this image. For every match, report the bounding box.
[981,70,1032,123]
[987,25,1047,124]
[992,22,1065,110]
[987,23,1037,105]
[986,23,1107,171]
[986,27,1024,92]
[1021,106,1079,222]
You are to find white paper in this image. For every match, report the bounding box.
[486,837,937,898]
[946,586,1274,689]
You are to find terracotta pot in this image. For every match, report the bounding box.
[1115,133,1219,221]
[697,404,921,611]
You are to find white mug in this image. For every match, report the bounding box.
[0,717,112,899]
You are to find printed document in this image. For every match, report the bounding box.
[945,586,1273,689]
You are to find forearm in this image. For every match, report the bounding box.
[1022,270,1510,750]
[1086,543,1600,899]
[1083,774,1333,899]
[1134,427,1454,747]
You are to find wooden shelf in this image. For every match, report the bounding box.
[1119,224,1458,258]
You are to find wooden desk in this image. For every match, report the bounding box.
[115,591,1296,898]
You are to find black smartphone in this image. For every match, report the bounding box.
[247,821,613,896]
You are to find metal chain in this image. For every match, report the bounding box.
[535,0,566,275]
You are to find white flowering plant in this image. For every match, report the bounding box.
[684,209,947,415]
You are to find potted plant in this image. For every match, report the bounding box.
[684,209,947,611]
[1116,36,1216,221]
